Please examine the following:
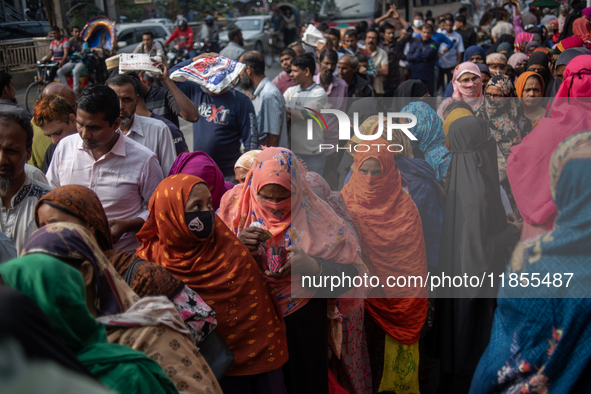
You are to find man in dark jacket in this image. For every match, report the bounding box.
[377,15,412,97]
[337,54,374,98]
[407,24,438,96]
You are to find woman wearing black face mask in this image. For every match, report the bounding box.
[527,51,555,98]
[137,175,290,394]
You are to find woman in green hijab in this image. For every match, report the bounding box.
[0,254,178,394]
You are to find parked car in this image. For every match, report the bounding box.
[142,18,175,32]
[0,21,50,41]
[219,16,272,62]
[115,23,172,54]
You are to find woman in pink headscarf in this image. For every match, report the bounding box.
[514,32,535,52]
[507,55,591,241]
[437,62,484,119]
[573,17,591,43]
[549,20,560,43]
[168,151,234,210]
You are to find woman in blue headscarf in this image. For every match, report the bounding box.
[464,45,486,63]
[469,130,591,394]
[400,101,451,184]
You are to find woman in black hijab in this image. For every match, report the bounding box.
[527,51,555,98]
[485,34,515,55]
[395,79,430,98]
[436,116,521,394]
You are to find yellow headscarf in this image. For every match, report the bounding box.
[443,108,473,149]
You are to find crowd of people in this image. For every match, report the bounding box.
[1,2,591,393]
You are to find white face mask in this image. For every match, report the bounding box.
[413,19,424,28]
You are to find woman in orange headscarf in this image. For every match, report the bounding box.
[217,147,367,394]
[342,138,428,393]
[136,174,288,394]
[515,71,545,128]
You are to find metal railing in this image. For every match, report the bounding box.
[0,2,26,23]
[0,37,52,72]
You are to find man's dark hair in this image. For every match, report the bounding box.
[356,52,369,63]
[414,11,424,19]
[422,23,435,33]
[291,54,315,75]
[240,51,265,75]
[355,21,368,40]
[142,30,154,39]
[327,28,340,38]
[0,112,34,149]
[72,25,81,31]
[366,29,379,37]
[344,29,358,39]
[280,48,296,59]
[76,85,120,126]
[459,6,468,14]
[106,74,139,96]
[379,22,395,34]
[50,26,60,33]
[445,14,454,23]
[0,71,12,93]
[426,17,435,25]
[319,48,338,63]
[317,22,329,32]
[229,28,242,42]
[456,15,466,25]
[426,10,433,18]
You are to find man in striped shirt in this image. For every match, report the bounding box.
[238,51,286,147]
[39,26,70,85]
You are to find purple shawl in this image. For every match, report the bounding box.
[168,151,234,209]
[513,15,525,35]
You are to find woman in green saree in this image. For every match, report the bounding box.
[0,254,178,394]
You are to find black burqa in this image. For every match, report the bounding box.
[0,286,98,380]
[435,116,520,394]
[559,9,583,41]
[528,51,555,98]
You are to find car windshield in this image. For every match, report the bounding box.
[316,0,376,21]
[227,19,263,31]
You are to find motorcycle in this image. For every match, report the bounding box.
[194,38,222,56]
[167,46,190,67]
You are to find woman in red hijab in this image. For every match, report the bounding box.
[136,174,288,393]
[342,138,428,393]
[508,55,591,241]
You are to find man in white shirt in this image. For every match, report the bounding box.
[133,30,166,59]
[106,74,176,177]
[362,29,389,96]
[438,16,465,95]
[46,85,163,253]
[283,54,328,174]
[0,112,51,254]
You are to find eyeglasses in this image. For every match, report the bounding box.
[457,76,481,85]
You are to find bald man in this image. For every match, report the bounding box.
[42,82,76,107]
[29,82,76,169]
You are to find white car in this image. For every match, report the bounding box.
[219,16,273,67]
[142,18,175,32]
[116,23,172,54]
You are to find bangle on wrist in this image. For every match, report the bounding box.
[314,260,323,277]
